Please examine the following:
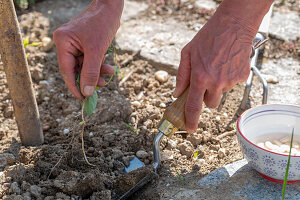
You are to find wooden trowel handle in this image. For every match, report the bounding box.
[162,86,190,130]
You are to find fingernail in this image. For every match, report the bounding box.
[84,86,94,96]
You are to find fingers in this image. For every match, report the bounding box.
[56,50,84,100]
[173,46,191,97]
[203,88,223,108]
[80,50,104,97]
[100,64,115,75]
[185,75,205,134]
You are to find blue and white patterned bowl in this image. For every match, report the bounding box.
[237,104,300,183]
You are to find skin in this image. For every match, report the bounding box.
[53,0,273,132]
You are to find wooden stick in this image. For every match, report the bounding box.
[0,0,43,145]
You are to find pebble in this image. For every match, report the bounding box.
[218,148,227,158]
[131,101,141,107]
[0,153,16,167]
[187,134,202,146]
[42,37,54,52]
[136,150,148,159]
[30,185,41,198]
[215,116,221,121]
[112,149,124,159]
[159,102,166,108]
[264,74,279,84]
[89,132,94,137]
[56,119,62,123]
[63,129,69,135]
[178,141,194,158]
[154,70,168,83]
[42,124,50,131]
[9,182,21,195]
[198,159,206,165]
[202,108,212,113]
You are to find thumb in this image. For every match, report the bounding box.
[173,47,191,97]
[80,50,104,97]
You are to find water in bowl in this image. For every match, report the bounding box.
[252,133,300,156]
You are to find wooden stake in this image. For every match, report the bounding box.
[0,0,44,145]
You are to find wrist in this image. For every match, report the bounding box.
[217,0,273,31]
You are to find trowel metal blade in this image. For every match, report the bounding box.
[124,157,145,173]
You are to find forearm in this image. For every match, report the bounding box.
[217,0,274,31]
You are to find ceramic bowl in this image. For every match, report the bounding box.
[237,104,300,183]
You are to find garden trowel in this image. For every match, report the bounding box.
[118,87,190,200]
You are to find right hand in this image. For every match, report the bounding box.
[53,0,124,100]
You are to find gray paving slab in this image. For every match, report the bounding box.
[260,58,300,105]
[269,11,300,41]
[172,159,300,200]
[116,18,197,73]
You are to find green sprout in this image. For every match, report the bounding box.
[175,168,184,185]
[282,128,294,200]
[121,122,137,134]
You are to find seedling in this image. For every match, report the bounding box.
[74,44,119,166]
[122,122,137,134]
[281,128,294,200]
[23,37,42,58]
[175,168,184,185]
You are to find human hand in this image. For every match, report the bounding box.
[173,1,271,133]
[53,0,124,100]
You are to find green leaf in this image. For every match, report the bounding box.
[282,128,294,200]
[79,121,85,126]
[23,37,29,48]
[28,42,42,46]
[84,91,98,116]
[106,44,114,55]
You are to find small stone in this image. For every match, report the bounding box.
[4,106,14,118]
[167,139,178,149]
[42,124,50,131]
[63,129,69,135]
[198,159,206,164]
[42,37,54,52]
[161,150,174,161]
[215,116,221,121]
[89,132,94,137]
[0,153,16,167]
[22,192,31,200]
[187,134,202,146]
[155,70,168,83]
[202,108,211,113]
[159,102,166,108]
[30,185,41,198]
[178,141,194,158]
[131,101,141,107]
[112,149,124,159]
[9,182,21,194]
[264,75,279,84]
[56,119,62,123]
[31,68,44,82]
[210,144,220,151]
[163,193,169,198]
[43,96,50,101]
[136,150,148,159]
[218,148,227,158]
[130,117,136,124]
